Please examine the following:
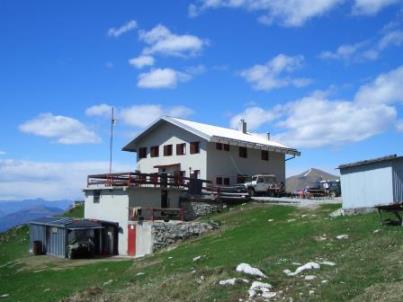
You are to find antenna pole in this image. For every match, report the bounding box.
[109,107,115,177]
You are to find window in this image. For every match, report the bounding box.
[216,143,222,150]
[176,143,186,155]
[93,190,100,203]
[216,177,223,185]
[190,141,200,154]
[261,150,269,161]
[239,147,248,158]
[163,144,172,156]
[138,147,147,159]
[150,146,159,157]
[193,170,200,179]
[223,144,230,151]
[223,177,230,186]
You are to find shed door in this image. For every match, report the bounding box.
[127,224,136,256]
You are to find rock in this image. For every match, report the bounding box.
[248,281,276,299]
[304,275,316,281]
[336,234,349,240]
[236,263,267,278]
[219,278,237,286]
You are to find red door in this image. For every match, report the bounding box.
[128,224,136,256]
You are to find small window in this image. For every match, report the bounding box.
[239,147,248,158]
[150,146,159,157]
[216,143,222,150]
[223,177,230,186]
[193,170,200,179]
[138,147,147,159]
[223,144,230,151]
[163,144,172,156]
[190,142,200,154]
[176,143,186,155]
[261,150,269,161]
[93,190,100,203]
[216,177,223,185]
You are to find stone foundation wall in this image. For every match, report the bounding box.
[180,199,223,221]
[151,221,218,252]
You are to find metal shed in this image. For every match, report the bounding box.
[29,217,118,258]
[338,154,403,210]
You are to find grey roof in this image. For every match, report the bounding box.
[122,116,300,156]
[30,217,103,230]
[338,154,403,170]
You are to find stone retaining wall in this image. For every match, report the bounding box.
[151,221,218,252]
[180,199,223,221]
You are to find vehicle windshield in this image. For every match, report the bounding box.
[251,176,258,181]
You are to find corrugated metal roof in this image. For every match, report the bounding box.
[338,154,403,170]
[123,116,300,156]
[30,217,103,229]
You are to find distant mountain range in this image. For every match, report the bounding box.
[0,198,72,232]
[286,168,339,193]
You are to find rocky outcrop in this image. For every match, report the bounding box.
[151,221,219,251]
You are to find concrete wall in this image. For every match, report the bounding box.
[134,221,153,257]
[135,122,208,179]
[84,188,129,255]
[128,187,183,209]
[206,142,285,185]
[341,162,394,209]
[392,158,403,202]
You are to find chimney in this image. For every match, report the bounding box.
[267,132,271,140]
[240,119,247,133]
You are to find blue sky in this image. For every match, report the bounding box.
[1,0,403,200]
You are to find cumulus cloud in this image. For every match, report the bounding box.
[189,0,343,27]
[0,159,131,200]
[85,104,193,128]
[120,105,194,128]
[352,0,400,15]
[19,113,100,144]
[138,24,207,57]
[137,68,191,89]
[129,55,155,69]
[240,54,311,91]
[85,104,113,118]
[320,29,403,62]
[107,20,137,38]
[230,65,403,148]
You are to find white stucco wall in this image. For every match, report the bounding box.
[341,163,394,209]
[206,142,286,185]
[134,122,207,179]
[135,221,153,257]
[84,188,129,255]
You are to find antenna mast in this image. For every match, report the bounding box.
[109,107,115,176]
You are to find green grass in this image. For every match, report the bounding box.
[2,203,403,301]
[62,205,84,218]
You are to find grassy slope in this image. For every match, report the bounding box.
[1,203,403,301]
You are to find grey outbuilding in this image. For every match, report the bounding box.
[338,154,403,212]
[29,217,118,258]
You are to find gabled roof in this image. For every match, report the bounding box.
[123,116,300,156]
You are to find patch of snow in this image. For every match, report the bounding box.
[236,263,267,278]
[320,261,336,266]
[136,272,145,276]
[336,234,349,240]
[304,275,317,281]
[284,262,320,276]
[193,256,202,262]
[304,169,312,177]
[248,281,276,300]
[219,278,237,286]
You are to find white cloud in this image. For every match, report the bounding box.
[138,24,207,57]
[230,65,403,148]
[85,104,113,118]
[129,55,155,69]
[0,159,131,200]
[119,105,193,128]
[137,68,191,89]
[354,65,403,105]
[107,20,137,38]
[396,120,403,132]
[19,113,100,144]
[240,54,311,91]
[352,0,400,15]
[189,0,343,27]
[320,29,403,62]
